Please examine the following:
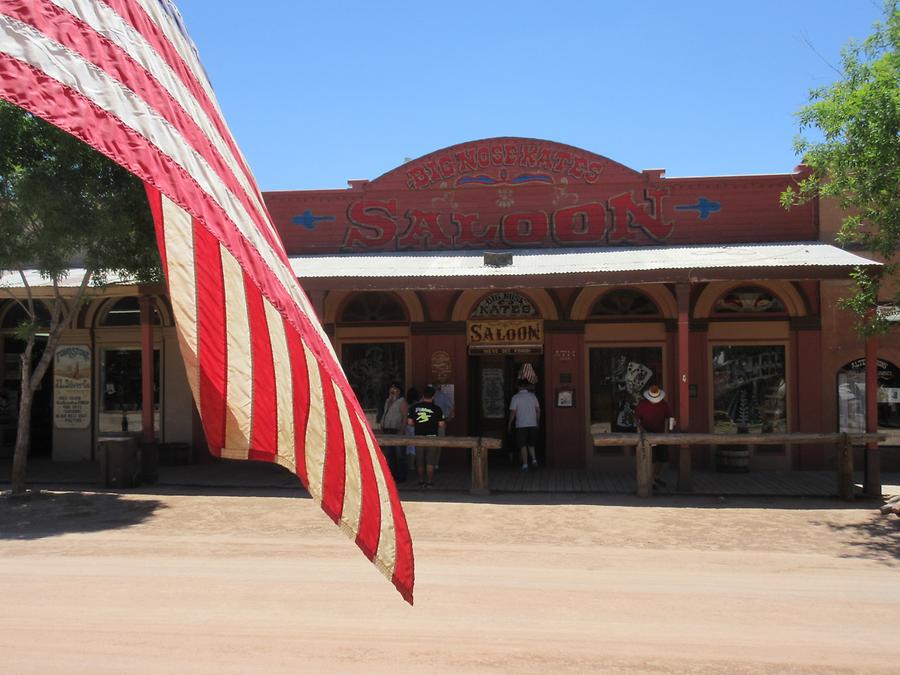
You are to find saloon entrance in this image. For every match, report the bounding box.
[469,354,545,466]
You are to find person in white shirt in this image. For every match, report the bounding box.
[508,380,540,471]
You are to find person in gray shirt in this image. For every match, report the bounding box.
[508,380,540,471]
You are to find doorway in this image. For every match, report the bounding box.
[2,336,52,457]
[469,354,544,465]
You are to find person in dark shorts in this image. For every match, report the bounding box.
[508,380,541,471]
[634,384,674,488]
[407,385,444,488]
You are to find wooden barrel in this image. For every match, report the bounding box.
[716,446,750,473]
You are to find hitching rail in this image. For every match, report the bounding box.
[374,434,503,495]
[592,431,884,499]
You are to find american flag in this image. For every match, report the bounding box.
[0,0,414,602]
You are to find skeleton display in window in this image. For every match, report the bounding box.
[611,357,653,430]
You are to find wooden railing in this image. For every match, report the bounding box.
[593,431,884,499]
[374,434,503,495]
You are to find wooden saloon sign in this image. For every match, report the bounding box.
[266,137,816,255]
[467,319,544,355]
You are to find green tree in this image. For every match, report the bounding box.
[781,3,900,334]
[0,100,160,497]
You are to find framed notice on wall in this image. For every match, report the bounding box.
[556,388,575,408]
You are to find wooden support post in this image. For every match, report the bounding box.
[636,430,653,498]
[837,433,855,501]
[676,282,692,492]
[139,295,155,444]
[470,440,489,495]
[864,334,881,497]
[138,294,158,484]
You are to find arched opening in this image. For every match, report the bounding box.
[590,288,660,317]
[712,286,786,316]
[335,293,409,425]
[338,292,407,323]
[97,296,161,327]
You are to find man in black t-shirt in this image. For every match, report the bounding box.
[406,385,445,488]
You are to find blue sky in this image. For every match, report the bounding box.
[177,1,886,191]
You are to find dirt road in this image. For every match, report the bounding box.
[1,490,898,673]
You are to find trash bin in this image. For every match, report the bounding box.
[140,439,159,485]
[97,434,139,488]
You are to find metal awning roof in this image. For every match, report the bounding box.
[0,268,134,288]
[289,242,880,290]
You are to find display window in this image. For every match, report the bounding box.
[99,347,160,434]
[712,345,786,434]
[837,358,900,433]
[341,342,405,421]
[589,347,664,432]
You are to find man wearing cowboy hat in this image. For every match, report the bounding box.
[634,384,675,488]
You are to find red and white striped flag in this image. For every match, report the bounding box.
[0,0,414,602]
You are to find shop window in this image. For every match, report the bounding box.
[341,342,405,421]
[590,289,659,317]
[99,297,161,326]
[837,359,900,433]
[339,292,406,322]
[713,287,785,314]
[99,347,160,434]
[471,291,537,318]
[712,346,786,433]
[589,347,663,432]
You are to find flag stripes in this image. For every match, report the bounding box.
[0,0,414,602]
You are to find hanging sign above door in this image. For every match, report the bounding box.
[467,320,544,354]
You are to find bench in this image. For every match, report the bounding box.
[374,434,503,495]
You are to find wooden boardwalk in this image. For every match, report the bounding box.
[398,467,900,498]
[3,458,898,498]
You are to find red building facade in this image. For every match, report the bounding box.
[263,137,897,476]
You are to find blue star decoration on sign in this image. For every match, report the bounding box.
[674,197,721,220]
[292,210,336,230]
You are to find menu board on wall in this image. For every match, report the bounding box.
[54,345,91,429]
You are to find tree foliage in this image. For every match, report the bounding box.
[0,100,160,284]
[0,100,160,495]
[781,3,900,334]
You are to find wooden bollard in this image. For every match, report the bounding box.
[636,431,653,498]
[471,441,489,496]
[838,433,855,501]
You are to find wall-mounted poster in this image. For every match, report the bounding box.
[481,367,506,419]
[54,345,91,429]
[430,350,452,384]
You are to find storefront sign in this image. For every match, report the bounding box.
[472,291,536,317]
[467,320,543,354]
[404,140,609,190]
[343,191,672,250]
[846,358,895,379]
[54,345,91,429]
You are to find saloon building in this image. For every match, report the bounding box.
[2,137,897,481]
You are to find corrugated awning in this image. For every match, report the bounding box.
[0,268,135,288]
[288,242,880,290]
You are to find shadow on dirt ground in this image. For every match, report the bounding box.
[0,491,163,540]
[817,513,900,566]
